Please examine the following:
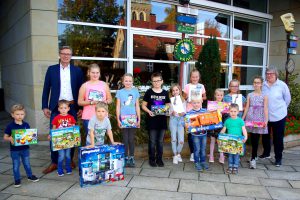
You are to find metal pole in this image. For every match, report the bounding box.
[285,32,290,85]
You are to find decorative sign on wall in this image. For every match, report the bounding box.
[174,38,195,61]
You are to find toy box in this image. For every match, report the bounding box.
[121,115,137,128]
[184,111,223,134]
[12,129,38,146]
[217,134,245,156]
[188,85,202,102]
[50,126,81,151]
[207,101,230,113]
[88,90,104,101]
[79,144,125,187]
[151,105,170,116]
[245,121,265,128]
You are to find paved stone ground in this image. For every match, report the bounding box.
[1,111,300,200]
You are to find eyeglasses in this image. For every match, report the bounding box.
[266,73,275,76]
[152,80,162,83]
[60,53,72,56]
[253,82,262,85]
[230,85,239,88]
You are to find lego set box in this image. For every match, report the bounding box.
[50,126,81,151]
[121,115,137,128]
[245,121,265,128]
[207,101,230,113]
[12,129,38,146]
[79,144,125,187]
[217,134,245,156]
[184,111,223,134]
[151,105,170,116]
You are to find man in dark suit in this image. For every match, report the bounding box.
[42,46,84,174]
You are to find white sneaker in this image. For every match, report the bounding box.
[173,155,178,164]
[250,159,256,169]
[177,154,183,162]
[190,153,194,162]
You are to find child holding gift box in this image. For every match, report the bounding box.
[51,100,76,176]
[242,76,268,169]
[4,104,39,187]
[142,72,170,167]
[208,89,225,164]
[184,69,207,162]
[169,83,186,164]
[185,97,210,172]
[220,104,248,175]
[116,73,140,167]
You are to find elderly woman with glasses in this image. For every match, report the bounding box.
[260,66,291,167]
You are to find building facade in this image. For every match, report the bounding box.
[0,0,299,136]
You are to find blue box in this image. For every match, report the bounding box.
[79,144,125,187]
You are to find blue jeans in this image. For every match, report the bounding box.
[11,149,32,181]
[228,153,240,168]
[58,148,71,173]
[148,129,165,161]
[169,116,184,155]
[83,119,89,138]
[192,135,207,163]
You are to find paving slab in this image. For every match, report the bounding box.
[6,195,49,200]
[282,153,300,159]
[124,167,141,175]
[289,180,300,189]
[128,176,179,191]
[240,162,267,170]
[2,179,74,199]
[0,157,49,168]
[266,171,300,180]
[237,168,268,178]
[183,162,197,172]
[179,179,225,195]
[0,155,8,160]
[169,170,198,180]
[225,183,271,199]
[141,160,184,171]
[207,163,225,174]
[199,173,229,183]
[0,175,14,190]
[259,178,291,188]
[126,188,191,200]
[29,151,51,160]
[267,187,300,200]
[256,158,273,165]
[3,166,45,179]
[140,168,170,178]
[283,159,300,167]
[192,193,255,200]
[58,184,130,200]
[0,163,12,173]
[229,175,260,185]
[0,193,11,200]
[265,164,295,171]
[292,166,300,172]
[42,170,79,182]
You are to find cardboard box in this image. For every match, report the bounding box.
[245,121,265,128]
[121,115,137,128]
[50,126,81,151]
[79,144,125,187]
[12,129,38,146]
[207,101,230,113]
[217,134,245,156]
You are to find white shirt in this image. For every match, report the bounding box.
[59,64,74,101]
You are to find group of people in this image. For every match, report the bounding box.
[3,46,291,187]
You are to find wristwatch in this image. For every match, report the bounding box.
[90,101,93,105]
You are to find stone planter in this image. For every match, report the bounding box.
[284,134,300,148]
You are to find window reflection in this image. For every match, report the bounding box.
[233,0,267,13]
[232,66,262,85]
[58,0,126,25]
[233,45,263,65]
[207,0,231,4]
[58,24,126,58]
[234,17,266,42]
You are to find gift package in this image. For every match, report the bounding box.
[12,129,38,146]
[50,126,81,151]
[217,134,245,156]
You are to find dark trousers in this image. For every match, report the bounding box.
[122,128,136,157]
[50,104,77,164]
[262,117,286,162]
[251,133,260,160]
[148,129,165,161]
[188,133,194,154]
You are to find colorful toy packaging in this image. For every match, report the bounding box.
[12,129,38,146]
[184,111,223,134]
[217,134,245,156]
[151,105,170,116]
[79,144,125,187]
[245,121,265,128]
[121,115,137,128]
[207,101,230,113]
[50,126,81,151]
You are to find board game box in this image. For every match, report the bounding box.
[121,115,137,128]
[217,134,245,156]
[79,144,125,187]
[245,121,265,128]
[12,129,38,146]
[207,101,230,113]
[151,105,170,116]
[50,126,81,151]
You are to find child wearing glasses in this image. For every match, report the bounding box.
[169,84,186,164]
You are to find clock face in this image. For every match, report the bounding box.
[286,58,295,74]
[174,39,195,61]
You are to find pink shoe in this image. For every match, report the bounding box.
[219,156,225,164]
[209,156,214,163]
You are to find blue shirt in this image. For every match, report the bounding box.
[116,87,140,116]
[262,79,291,122]
[185,108,207,137]
[5,121,30,151]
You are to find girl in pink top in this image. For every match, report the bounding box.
[78,63,112,142]
[183,69,207,162]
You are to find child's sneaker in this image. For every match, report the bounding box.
[190,153,194,162]
[219,156,225,164]
[57,171,64,177]
[14,180,21,188]
[259,154,271,159]
[66,170,72,175]
[209,156,214,163]
[226,168,232,174]
[195,162,203,172]
[173,155,178,164]
[129,156,136,167]
[232,167,238,174]
[202,162,210,171]
[249,159,256,169]
[28,175,39,182]
[177,154,183,162]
